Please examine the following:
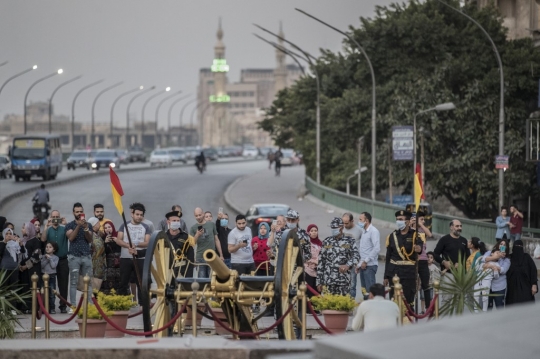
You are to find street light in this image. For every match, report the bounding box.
[91,81,123,148]
[48,75,82,134]
[110,86,143,148]
[253,34,306,76]
[24,68,63,134]
[296,8,378,202]
[413,102,456,199]
[0,64,38,97]
[161,94,190,145]
[347,167,368,195]
[0,61,8,68]
[71,79,104,151]
[153,90,184,146]
[126,86,155,147]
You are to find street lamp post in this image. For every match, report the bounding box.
[91,82,123,148]
[155,91,183,140]
[141,87,170,147]
[71,79,104,151]
[48,75,82,134]
[0,65,38,97]
[413,102,455,199]
[162,94,189,146]
[296,8,378,202]
[110,87,142,148]
[253,34,306,76]
[357,136,364,196]
[179,98,196,146]
[436,0,505,208]
[347,167,367,195]
[126,86,155,147]
[24,69,63,134]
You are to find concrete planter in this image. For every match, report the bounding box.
[321,310,349,333]
[105,311,130,338]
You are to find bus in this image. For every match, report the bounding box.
[10,135,63,181]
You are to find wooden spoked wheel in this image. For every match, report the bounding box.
[142,230,177,337]
[274,231,304,340]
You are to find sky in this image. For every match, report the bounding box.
[0,0,393,129]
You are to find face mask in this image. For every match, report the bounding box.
[499,245,506,252]
[286,222,297,229]
[356,222,365,229]
[169,222,181,230]
[396,220,406,230]
[331,228,341,237]
[220,219,228,227]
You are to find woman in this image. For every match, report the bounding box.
[482,240,511,310]
[88,217,106,291]
[506,239,538,305]
[101,220,121,294]
[19,222,42,313]
[0,228,24,290]
[467,237,487,311]
[304,224,322,298]
[466,237,486,272]
[252,222,272,276]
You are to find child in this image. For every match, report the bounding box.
[475,249,501,312]
[426,251,441,310]
[41,241,59,314]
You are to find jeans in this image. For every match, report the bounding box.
[48,273,57,310]
[350,270,358,298]
[232,262,255,275]
[359,265,378,296]
[68,254,93,304]
[223,258,231,269]
[196,259,211,278]
[56,258,69,310]
[488,288,506,310]
[509,233,521,243]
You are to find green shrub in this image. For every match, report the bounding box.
[310,290,357,312]
[0,270,31,339]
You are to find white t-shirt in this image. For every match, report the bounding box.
[118,222,150,258]
[227,227,253,264]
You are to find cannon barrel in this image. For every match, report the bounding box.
[203,249,231,282]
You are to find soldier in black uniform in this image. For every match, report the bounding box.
[384,210,423,305]
[164,211,195,278]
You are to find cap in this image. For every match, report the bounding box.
[286,209,299,219]
[395,210,412,219]
[329,217,344,229]
[166,211,182,219]
[87,217,100,226]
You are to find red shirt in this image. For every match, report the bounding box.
[510,214,523,234]
[251,236,270,267]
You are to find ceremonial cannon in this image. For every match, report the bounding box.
[141,229,307,339]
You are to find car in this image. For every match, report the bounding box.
[0,155,12,179]
[242,146,259,158]
[203,148,219,161]
[116,149,130,164]
[66,150,94,170]
[167,147,187,163]
[150,149,172,167]
[91,150,120,170]
[280,149,295,166]
[128,146,146,162]
[245,203,291,234]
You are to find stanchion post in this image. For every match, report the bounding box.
[393,275,403,326]
[81,274,90,338]
[299,283,307,340]
[43,273,50,339]
[31,273,38,339]
[433,280,440,320]
[191,281,199,337]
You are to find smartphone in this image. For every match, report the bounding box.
[218,207,223,214]
[198,225,203,231]
[272,220,278,226]
[79,213,86,220]
[243,239,248,244]
[52,218,60,225]
[411,212,416,219]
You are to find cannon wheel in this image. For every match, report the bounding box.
[274,231,304,340]
[142,230,177,337]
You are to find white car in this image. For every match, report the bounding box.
[242,146,259,158]
[280,149,295,166]
[150,150,172,167]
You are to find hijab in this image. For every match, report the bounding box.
[22,222,37,245]
[258,222,270,239]
[306,224,323,247]
[509,239,526,265]
[2,228,19,262]
[103,220,118,238]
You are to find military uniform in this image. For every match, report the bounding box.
[165,211,195,278]
[273,227,312,262]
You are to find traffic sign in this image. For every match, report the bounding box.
[495,155,509,169]
[392,126,413,161]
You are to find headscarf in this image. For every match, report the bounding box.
[103,220,118,238]
[2,228,19,263]
[258,222,270,239]
[509,239,525,264]
[22,222,37,245]
[0,216,6,240]
[306,224,323,247]
[30,217,38,224]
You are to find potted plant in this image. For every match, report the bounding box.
[99,290,135,338]
[208,300,229,335]
[0,270,30,339]
[310,290,357,333]
[75,296,112,338]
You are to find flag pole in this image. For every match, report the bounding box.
[121,211,143,291]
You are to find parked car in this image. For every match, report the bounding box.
[150,149,172,167]
[128,146,146,162]
[116,149,130,164]
[0,155,12,179]
[203,148,219,161]
[91,150,120,170]
[280,149,295,166]
[66,150,94,170]
[242,146,259,158]
[245,203,290,234]
[167,147,187,163]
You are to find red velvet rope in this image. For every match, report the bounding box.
[53,290,73,307]
[306,300,334,334]
[91,296,187,336]
[205,301,295,337]
[127,302,155,318]
[400,293,439,319]
[37,294,84,325]
[306,283,321,297]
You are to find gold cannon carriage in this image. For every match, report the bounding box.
[141,230,307,339]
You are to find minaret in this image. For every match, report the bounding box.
[205,18,230,147]
[274,21,287,93]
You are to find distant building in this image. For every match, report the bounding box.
[197,21,301,148]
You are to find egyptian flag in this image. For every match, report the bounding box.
[110,167,124,215]
[414,163,425,211]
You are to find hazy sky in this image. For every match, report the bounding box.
[0,0,392,129]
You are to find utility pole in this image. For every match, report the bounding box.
[357,137,364,197]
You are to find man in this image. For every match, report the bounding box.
[216,212,232,268]
[189,207,223,278]
[317,217,360,296]
[159,205,188,233]
[65,202,93,308]
[41,210,69,313]
[227,214,255,275]
[93,203,111,238]
[409,211,432,310]
[509,205,523,244]
[165,210,194,278]
[32,183,50,212]
[270,210,311,263]
[204,211,213,222]
[274,147,283,176]
[355,212,380,300]
[384,210,423,305]
[352,283,400,332]
[495,206,510,242]
[114,202,151,303]
[342,213,362,298]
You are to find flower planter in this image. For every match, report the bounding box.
[185,304,205,327]
[211,307,229,335]
[76,318,107,338]
[321,310,349,333]
[105,310,130,338]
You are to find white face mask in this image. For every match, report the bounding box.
[396,220,406,230]
[331,228,341,237]
[357,222,365,230]
[169,221,181,230]
[286,222,297,229]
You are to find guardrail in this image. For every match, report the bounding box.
[305,176,540,245]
